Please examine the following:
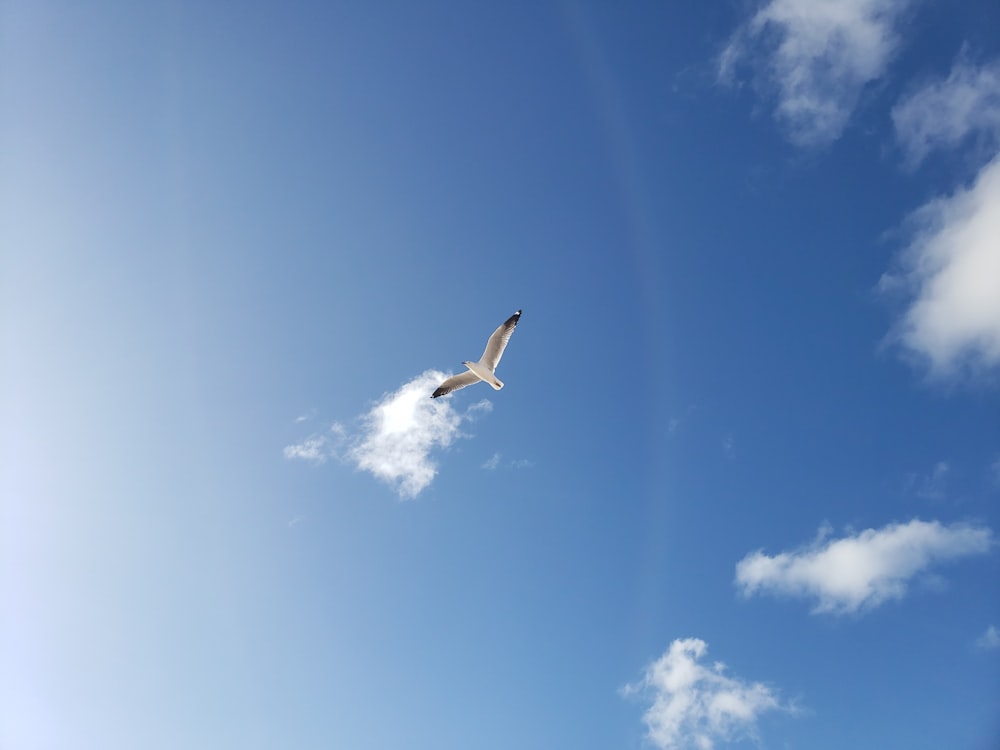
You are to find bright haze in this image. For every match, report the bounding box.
[2,2,999,749]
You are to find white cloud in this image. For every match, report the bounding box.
[283,371,492,498]
[283,437,327,463]
[975,624,1000,651]
[623,638,792,750]
[283,428,339,464]
[880,151,1000,377]
[736,519,994,615]
[893,55,1000,168]
[482,452,502,470]
[349,371,492,499]
[720,0,912,146]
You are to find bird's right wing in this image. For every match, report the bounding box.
[479,309,521,371]
[431,371,480,398]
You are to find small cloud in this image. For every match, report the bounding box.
[904,460,951,501]
[349,372,492,499]
[892,54,1000,168]
[880,150,1000,379]
[482,452,502,470]
[719,0,913,147]
[623,637,794,750]
[283,423,346,465]
[735,519,994,615]
[722,433,735,458]
[287,515,305,528]
[990,455,1000,487]
[283,436,332,464]
[285,372,493,499]
[667,404,697,435]
[975,624,1000,651]
[481,452,533,471]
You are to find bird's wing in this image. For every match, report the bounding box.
[431,371,481,398]
[478,310,521,371]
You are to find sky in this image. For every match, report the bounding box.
[2,2,999,749]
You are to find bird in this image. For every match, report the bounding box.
[431,310,521,398]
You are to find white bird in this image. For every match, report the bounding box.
[431,310,521,398]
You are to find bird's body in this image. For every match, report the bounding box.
[431,310,521,398]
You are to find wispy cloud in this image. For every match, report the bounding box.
[719,0,912,147]
[283,371,492,499]
[904,460,951,501]
[975,624,1000,651]
[283,424,344,465]
[668,404,697,435]
[482,452,502,470]
[481,452,533,471]
[893,54,1000,168]
[736,519,994,615]
[623,637,793,750]
[880,151,1000,378]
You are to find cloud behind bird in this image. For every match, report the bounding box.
[284,371,493,499]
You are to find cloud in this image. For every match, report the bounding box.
[283,424,344,465]
[735,519,994,615]
[623,638,792,750]
[893,55,1000,168]
[284,371,492,499]
[668,405,697,436]
[283,436,328,463]
[482,452,502,470]
[975,624,1000,651]
[349,372,492,498]
[904,460,951,501]
[719,0,912,147]
[481,452,533,471]
[880,151,1000,377]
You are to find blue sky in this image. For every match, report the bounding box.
[2,1,999,748]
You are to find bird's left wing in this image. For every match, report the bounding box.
[479,309,521,371]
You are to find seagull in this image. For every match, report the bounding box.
[431,310,521,398]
